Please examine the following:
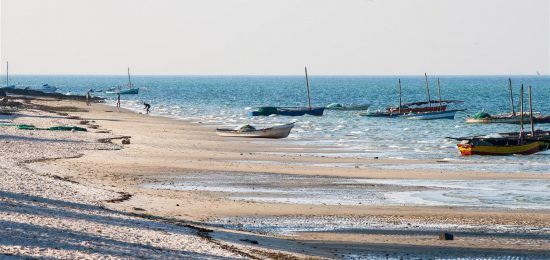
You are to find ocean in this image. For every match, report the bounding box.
[9,75,550,173]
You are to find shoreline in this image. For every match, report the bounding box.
[1,95,549,258]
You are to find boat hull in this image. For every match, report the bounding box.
[326,104,370,111]
[457,141,541,156]
[466,116,550,124]
[250,107,325,116]
[404,110,459,120]
[107,88,139,95]
[216,123,294,139]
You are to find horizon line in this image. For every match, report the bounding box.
[4,73,549,77]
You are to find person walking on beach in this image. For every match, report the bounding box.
[85,89,91,106]
[143,102,151,114]
[116,93,121,111]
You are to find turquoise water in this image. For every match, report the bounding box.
[9,75,550,172]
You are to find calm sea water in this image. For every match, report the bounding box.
[10,75,550,173]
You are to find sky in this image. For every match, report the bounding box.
[0,0,549,75]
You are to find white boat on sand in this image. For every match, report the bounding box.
[216,123,294,139]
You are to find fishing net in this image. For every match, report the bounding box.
[473,112,491,119]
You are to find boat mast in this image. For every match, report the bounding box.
[519,84,524,142]
[5,62,8,87]
[424,73,432,107]
[528,86,535,136]
[437,78,443,111]
[398,78,402,113]
[127,67,132,89]
[508,78,515,116]
[305,66,312,110]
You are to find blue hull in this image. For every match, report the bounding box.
[403,110,461,120]
[250,107,325,116]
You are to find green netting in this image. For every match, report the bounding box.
[47,126,87,131]
[473,112,491,119]
[16,124,87,131]
[257,107,278,114]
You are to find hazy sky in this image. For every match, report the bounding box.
[1,0,549,75]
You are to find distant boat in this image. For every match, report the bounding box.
[106,67,139,95]
[250,106,324,116]
[325,103,370,111]
[403,109,464,120]
[41,84,58,93]
[249,67,325,116]
[466,79,550,124]
[250,67,324,117]
[216,123,294,139]
[360,76,462,118]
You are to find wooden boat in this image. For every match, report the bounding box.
[451,85,548,156]
[358,110,400,117]
[250,106,324,116]
[325,103,370,111]
[457,140,542,156]
[216,123,294,139]
[466,79,550,124]
[403,109,464,120]
[41,84,58,93]
[250,67,324,117]
[362,76,462,118]
[106,68,139,95]
[465,112,550,124]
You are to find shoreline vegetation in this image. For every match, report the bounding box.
[1,93,549,258]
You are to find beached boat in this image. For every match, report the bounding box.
[451,85,549,156]
[456,140,542,156]
[41,84,58,93]
[216,123,294,139]
[326,103,370,111]
[106,68,139,95]
[250,67,324,117]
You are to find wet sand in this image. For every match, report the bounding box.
[2,96,549,258]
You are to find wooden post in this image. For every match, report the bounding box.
[437,78,443,111]
[508,78,515,116]
[519,84,524,141]
[398,78,402,113]
[528,86,535,136]
[305,66,312,110]
[424,73,432,107]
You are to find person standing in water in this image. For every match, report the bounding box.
[116,93,121,111]
[143,102,151,114]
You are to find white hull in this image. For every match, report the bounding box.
[216,123,294,139]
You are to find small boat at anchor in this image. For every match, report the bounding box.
[403,109,465,120]
[216,123,294,139]
[106,67,139,95]
[361,76,463,119]
[41,84,58,93]
[466,79,550,124]
[326,103,370,111]
[250,67,324,117]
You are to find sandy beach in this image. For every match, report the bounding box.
[1,95,549,259]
